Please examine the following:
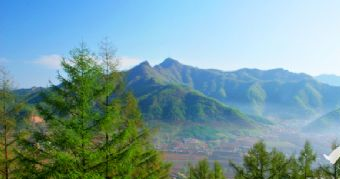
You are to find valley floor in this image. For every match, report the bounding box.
[155,118,340,178]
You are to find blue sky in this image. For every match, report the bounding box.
[1,0,340,88]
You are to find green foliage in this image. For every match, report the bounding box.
[16,44,170,179]
[17,44,106,178]
[286,155,300,179]
[179,141,338,179]
[188,159,226,179]
[213,161,226,179]
[298,141,316,179]
[0,67,24,179]
[269,149,290,179]
[230,141,271,179]
[109,93,171,179]
[229,141,318,179]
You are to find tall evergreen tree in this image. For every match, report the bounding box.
[119,93,171,179]
[213,161,226,179]
[92,92,171,179]
[188,159,226,179]
[97,38,122,179]
[188,159,212,179]
[298,141,316,179]
[0,67,22,179]
[230,141,270,179]
[286,155,300,179]
[230,141,293,179]
[269,149,290,179]
[17,44,109,178]
[16,43,170,179]
[94,39,170,178]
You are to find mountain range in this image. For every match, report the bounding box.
[16,58,340,138]
[126,58,340,120]
[124,60,261,127]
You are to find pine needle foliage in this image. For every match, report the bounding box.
[16,43,170,179]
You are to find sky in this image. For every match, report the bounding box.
[1,0,340,88]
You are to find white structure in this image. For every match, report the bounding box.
[323,146,340,164]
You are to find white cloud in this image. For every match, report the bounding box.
[33,54,63,69]
[118,56,142,70]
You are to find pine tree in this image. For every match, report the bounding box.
[269,149,290,179]
[97,38,122,179]
[298,141,316,179]
[213,161,226,179]
[314,167,332,179]
[118,93,171,179]
[230,141,270,179]
[94,39,170,178]
[188,159,226,179]
[0,67,23,179]
[286,155,300,179]
[17,44,105,178]
[188,159,213,179]
[230,141,292,179]
[16,43,171,179]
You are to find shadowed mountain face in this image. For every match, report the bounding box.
[127,58,340,119]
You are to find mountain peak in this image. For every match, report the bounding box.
[127,60,157,82]
[159,58,181,68]
[128,60,153,75]
[138,60,151,67]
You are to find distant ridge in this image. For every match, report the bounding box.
[304,108,340,133]
[315,74,340,86]
[136,58,340,119]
